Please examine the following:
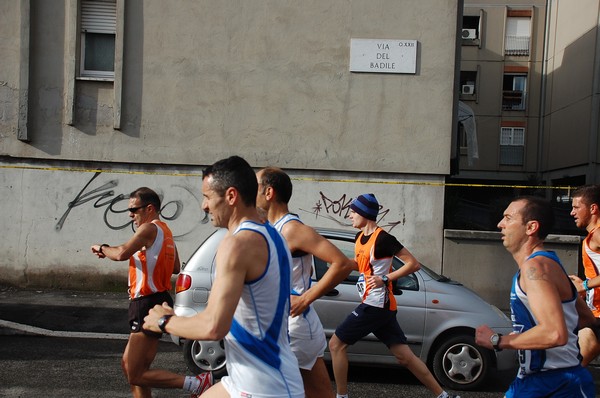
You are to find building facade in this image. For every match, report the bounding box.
[0,1,461,288]
[453,0,600,233]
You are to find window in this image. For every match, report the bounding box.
[505,10,531,56]
[460,70,477,98]
[80,0,116,79]
[502,73,527,110]
[462,14,483,47]
[500,126,524,165]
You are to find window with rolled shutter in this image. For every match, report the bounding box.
[80,0,116,78]
[504,10,531,56]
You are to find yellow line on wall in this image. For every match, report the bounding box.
[0,164,576,190]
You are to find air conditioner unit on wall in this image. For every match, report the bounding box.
[462,84,475,95]
[462,29,477,39]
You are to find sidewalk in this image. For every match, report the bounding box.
[0,285,130,338]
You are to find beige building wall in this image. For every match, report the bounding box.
[0,1,461,289]
[2,0,459,175]
[543,0,600,179]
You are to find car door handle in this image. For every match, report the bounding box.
[325,289,339,297]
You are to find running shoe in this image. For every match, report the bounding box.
[190,372,213,397]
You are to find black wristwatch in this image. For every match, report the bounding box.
[381,275,389,285]
[158,315,173,333]
[490,333,502,351]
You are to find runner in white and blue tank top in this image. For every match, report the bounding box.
[508,250,594,397]
[273,213,328,369]
[220,220,304,398]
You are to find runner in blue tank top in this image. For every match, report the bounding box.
[476,196,596,397]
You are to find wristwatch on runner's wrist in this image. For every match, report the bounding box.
[490,333,502,351]
[158,315,173,333]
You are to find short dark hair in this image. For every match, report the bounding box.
[259,167,293,204]
[515,196,554,240]
[572,184,600,207]
[129,187,161,211]
[202,155,257,207]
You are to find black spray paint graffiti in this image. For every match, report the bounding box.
[56,172,208,237]
[302,191,403,231]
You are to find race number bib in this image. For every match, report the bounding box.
[356,273,366,299]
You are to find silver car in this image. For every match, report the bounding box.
[171,227,516,391]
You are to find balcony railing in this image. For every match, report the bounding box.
[502,90,526,110]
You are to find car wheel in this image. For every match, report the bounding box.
[431,334,493,391]
[183,339,228,379]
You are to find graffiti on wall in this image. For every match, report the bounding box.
[56,172,208,238]
[302,191,404,231]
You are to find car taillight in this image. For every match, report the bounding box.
[176,274,192,294]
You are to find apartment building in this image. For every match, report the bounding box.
[451,0,600,231]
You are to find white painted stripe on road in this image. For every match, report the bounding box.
[0,319,130,340]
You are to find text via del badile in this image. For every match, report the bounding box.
[370,62,395,69]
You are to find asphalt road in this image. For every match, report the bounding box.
[0,285,598,397]
[0,334,512,398]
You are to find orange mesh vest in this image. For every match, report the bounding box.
[582,226,600,317]
[128,220,176,299]
[355,227,396,310]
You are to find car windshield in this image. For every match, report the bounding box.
[417,263,451,282]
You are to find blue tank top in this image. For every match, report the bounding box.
[510,250,581,378]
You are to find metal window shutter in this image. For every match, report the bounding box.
[81,1,116,34]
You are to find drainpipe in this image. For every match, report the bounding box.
[537,0,551,183]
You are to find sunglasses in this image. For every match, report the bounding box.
[128,204,149,213]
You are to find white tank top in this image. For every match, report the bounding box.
[221,220,304,398]
[274,213,325,340]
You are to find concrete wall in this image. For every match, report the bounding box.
[0,159,445,291]
[0,1,462,296]
[444,229,581,310]
[2,157,583,311]
[543,0,600,174]
[1,0,459,175]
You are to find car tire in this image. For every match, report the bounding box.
[183,339,228,379]
[431,333,493,391]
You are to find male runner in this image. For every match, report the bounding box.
[256,166,354,397]
[477,196,595,397]
[144,156,304,398]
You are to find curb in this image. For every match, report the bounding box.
[0,319,129,340]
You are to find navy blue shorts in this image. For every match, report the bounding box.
[128,291,173,338]
[334,303,407,347]
[506,365,595,398]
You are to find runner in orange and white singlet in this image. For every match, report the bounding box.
[92,187,212,398]
[354,226,397,311]
[328,193,460,398]
[128,219,177,299]
[569,185,600,366]
[582,225,600,316]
